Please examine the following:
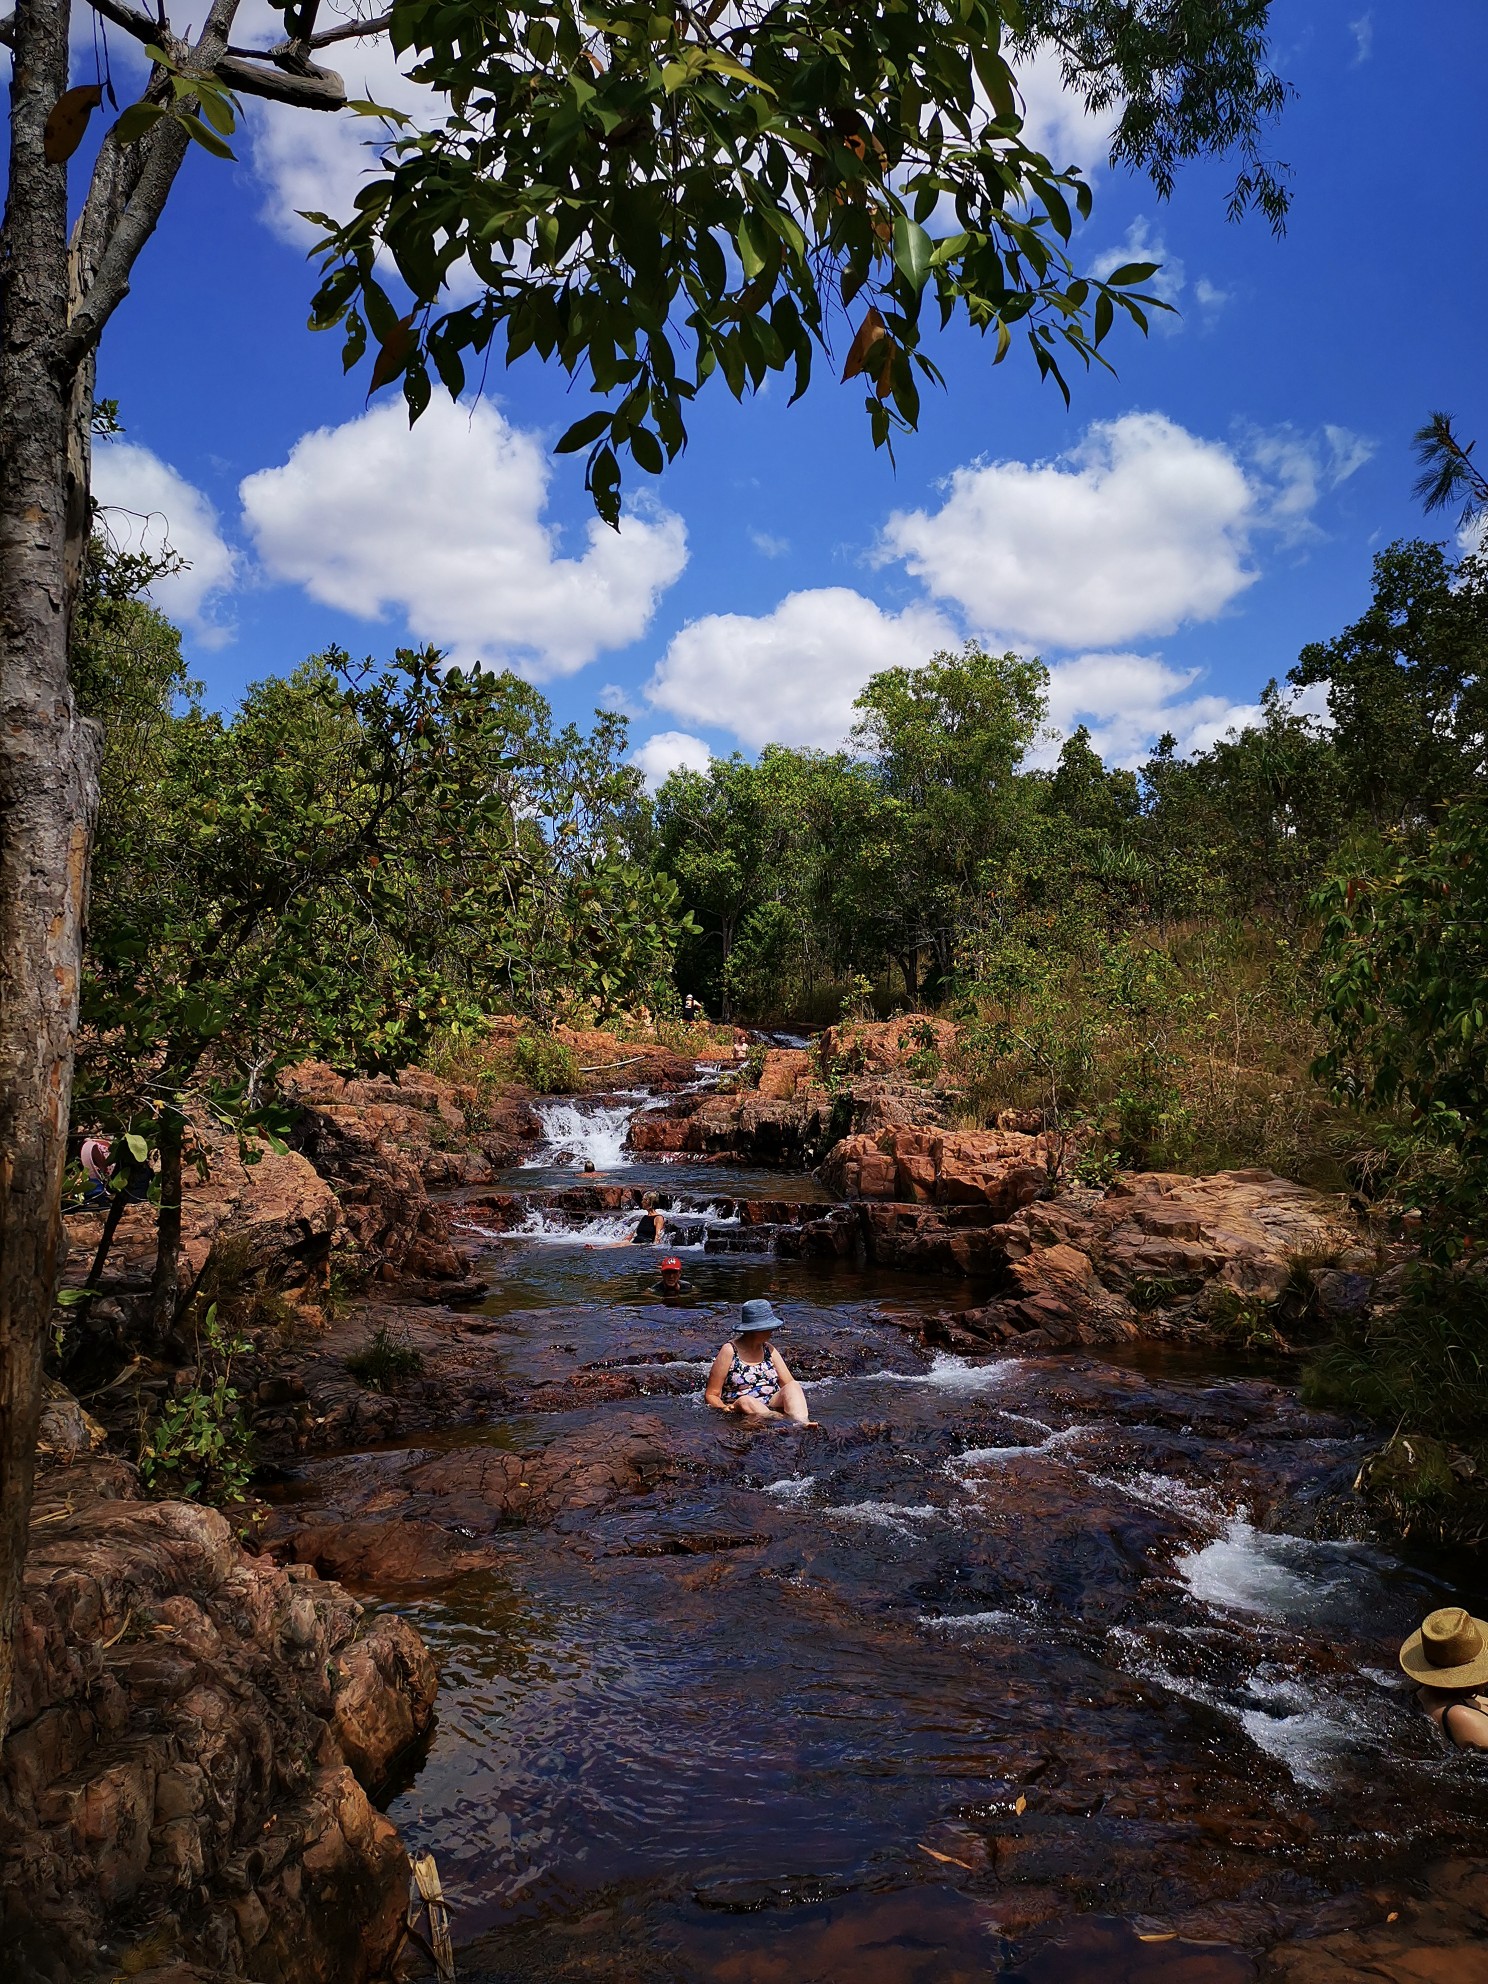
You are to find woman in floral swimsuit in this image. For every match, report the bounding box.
[705,1299,811,1424]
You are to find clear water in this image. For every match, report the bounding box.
[295,1147,1488,1980]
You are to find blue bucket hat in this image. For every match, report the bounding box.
[739,1298,781,1335]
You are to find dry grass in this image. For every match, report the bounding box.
[947,921,1372,1183]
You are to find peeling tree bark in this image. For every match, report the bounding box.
[0,0,102,1737]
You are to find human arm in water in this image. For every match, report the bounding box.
[1420,1687,1488,1749]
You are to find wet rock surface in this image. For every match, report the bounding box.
[0,1449,436,1983]
[261,1413,682,1589]
[35,1053,1460,1983]
[294,1181,1488,1984]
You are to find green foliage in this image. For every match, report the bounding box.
[298,2,1293,520]
[138,1304,253,1504]
[512,1032,581,1094]
[74,585,691,1189]
[1290,543,1488,831]
[1314,794,1488,1258]
[347,1323,425,1392]
[1304,1266,1488,1438]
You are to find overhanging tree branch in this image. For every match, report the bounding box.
[214,55,346,109]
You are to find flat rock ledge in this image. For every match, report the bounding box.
[0,1438,436,1984]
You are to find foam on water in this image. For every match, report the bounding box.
[826,1500,944,1537]
[950,1423,1089,1473]
[761,1476,816,1504]
[525,1098,641,1170]
[1178,1520,1373,1628]
[919,1608,1021,1633]
[512,1209,640,1246]
[1107,1628,1371,1790]
[856,1354,1017,1394]
[1089,1469,1231,1531]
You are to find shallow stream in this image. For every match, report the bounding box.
[355,1097,1488,1976]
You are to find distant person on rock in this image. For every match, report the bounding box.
[705,1299,811,1424]
[1401,1607,1488,1751]
[650,1255,696,1300]
[632,1194,664,1243]
[683,993,700,1027]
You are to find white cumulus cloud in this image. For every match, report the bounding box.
[227,0,440,246]
[1043,652,1259,767]
[1091,216,1185,313]
[631,730,712,789]
[91,441,239,645]
[239,397,688,677]
[1016,44,1113,174]
[881,412,1258,650]
[647,588,959,751]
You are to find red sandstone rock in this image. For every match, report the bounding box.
[756,1047,812,1099]
[820,1126,1053,1216]
[263,1416,681,1591]
[1,1449,436,1983]
[817,1013,957,1079]
[973,1170,1369,1348]
[63,1135,342,1326]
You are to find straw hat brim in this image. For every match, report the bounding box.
[1399,1617,1488,1689]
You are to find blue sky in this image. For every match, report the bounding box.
[60,0,1487,781]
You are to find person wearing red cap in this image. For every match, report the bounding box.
[650,1255,695,1301]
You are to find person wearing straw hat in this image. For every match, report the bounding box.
[1399,1606,1488,1751]
[705,1299,812,1425]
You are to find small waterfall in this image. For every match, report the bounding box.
[524,1097,641,1170]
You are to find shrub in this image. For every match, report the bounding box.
[512,1032,581,1094]
[139,1303,253,1503]
[347,1322,424,1392]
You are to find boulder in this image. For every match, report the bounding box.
[1,1456,436,1983]
[62,1133,341,1310]
[971,1170,1369,1348]
[820,1126,1053,1216]
[756,1048,812,1099]
[817,1014,958,1079]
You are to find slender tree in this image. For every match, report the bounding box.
[0,0,1290,1729]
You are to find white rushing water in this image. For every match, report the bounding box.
[524,1098,642,1169]
[506,1203,741,1248]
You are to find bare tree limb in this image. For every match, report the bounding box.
[226,9,393,59]
[83,0,159,46]
[214,54,347,107]
[58,0,242,375]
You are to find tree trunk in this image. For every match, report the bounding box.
[0,0,103,1737]
[148,1113,184,1343]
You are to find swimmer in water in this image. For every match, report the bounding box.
[705,1298,811,1424]
[632,1194,663,1243]
[1400,1606,1488,1751]
[650,1255,696,1300]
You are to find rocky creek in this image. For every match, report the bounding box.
[264,1082,1488,1983]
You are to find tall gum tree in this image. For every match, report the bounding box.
[0,0,1290,1730]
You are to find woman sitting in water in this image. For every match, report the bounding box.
[1400,1606,1488,1750]
[705,1299,811,1425]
